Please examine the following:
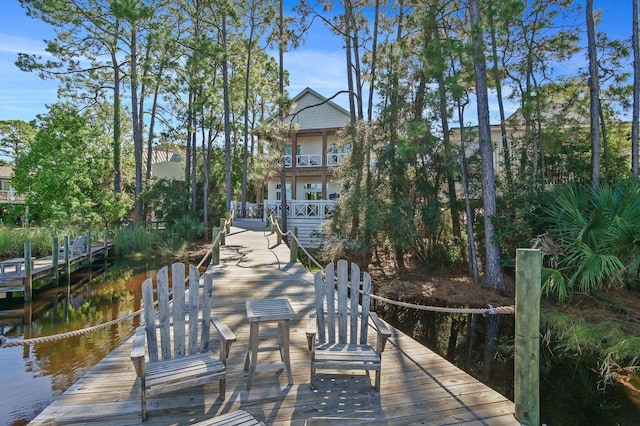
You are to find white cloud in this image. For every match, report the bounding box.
[0,33,51,56]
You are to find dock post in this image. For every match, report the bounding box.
[277,220,282,245]
[226,212,232,232]
[52,236,60,282]
[104,228,109,255]
[514,248,541,426]
[220,218,226,246]
[64,236,71,284]
[290,227,298,264]
[87,232,92,263]
[24,242,33,302]
[212,227,220,265]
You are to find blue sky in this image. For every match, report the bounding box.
[0,0,634,124]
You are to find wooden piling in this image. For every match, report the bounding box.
[63,236,71,283]
[87,232,92,263]
[52,236,60,282]
[277,219,282,245]
[104,229,109,258]
[212,227,220,265]
[24,242,32,302]
[220,218,226,246]
[514,248,541,426]
[290,227,298,264]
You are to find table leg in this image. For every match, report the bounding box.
[278,320,293,385]
[246,322,259,390]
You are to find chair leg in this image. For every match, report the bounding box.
[141,377,147,421]
[310,353,316,390]
[374,369,381,391]
[218,377,226,400]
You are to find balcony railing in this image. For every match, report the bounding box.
[279,153,348,168]
[0,189,23,202]
[296,154,322,167]
[327,152,348,166]
[265,200,336,219]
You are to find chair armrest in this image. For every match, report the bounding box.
[211,317,237,343]
[369,312,391,353]
[211,317,236,361]
[306,314,317,351]
[130,326,146,377]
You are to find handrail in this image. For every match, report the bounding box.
[1,212,235,349]
[266,213,515,316]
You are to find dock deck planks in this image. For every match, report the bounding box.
[29,219,518,425]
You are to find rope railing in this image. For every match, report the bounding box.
[267,213,515,317]
[1,213,235,349]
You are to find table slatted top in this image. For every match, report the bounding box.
[245,298,295,322]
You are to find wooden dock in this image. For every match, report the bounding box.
[29,220,518,425]
[0,242,111,295]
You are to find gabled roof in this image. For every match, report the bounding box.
[279,87,352,131]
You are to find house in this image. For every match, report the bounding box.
[260,87,352,247]
[148,151,184,182]
[0,166,24,205]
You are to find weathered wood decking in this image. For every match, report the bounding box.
[29,220,519,425]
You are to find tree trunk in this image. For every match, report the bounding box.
[632,0,639,182]
[469,0,505,291]
[222,13,233,212]
[241,12,256,219]
[587,0,601,189]
[278,0,288,237]
[488,6,513,187]
[130,23,144,221]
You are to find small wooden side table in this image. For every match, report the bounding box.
[244,298,296,390]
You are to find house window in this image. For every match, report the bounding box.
[275,183,291,201]
[303,183,322,200]
[284,144,301,155]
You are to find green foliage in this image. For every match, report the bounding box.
[12,103,118,228]
[112,225,164,257]
[141,179,189,225]
[542,183,640,297]
[0,226,88,259]
[0,119,36,163]
[168,215,205,241]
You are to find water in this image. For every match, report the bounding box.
[0,258,166,426]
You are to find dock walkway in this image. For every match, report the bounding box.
[29,219,518,425]
[0,242,110,294]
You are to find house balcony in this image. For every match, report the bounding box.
[281,153,348,168]
[0,189,24,203]
[264,200,336,219]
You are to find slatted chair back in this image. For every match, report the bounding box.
[141,263,213,361]
[314,259,372,346]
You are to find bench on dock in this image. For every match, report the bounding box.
[0,257,33,276]
[59,235,86,257]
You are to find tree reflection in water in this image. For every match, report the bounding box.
[0,257,166,426]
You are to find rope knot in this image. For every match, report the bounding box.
[482,305,497,317]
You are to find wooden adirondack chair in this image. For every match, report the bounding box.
[306,259,391,391]
[130,263,236,421]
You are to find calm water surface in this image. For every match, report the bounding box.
[0,258,166,426]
